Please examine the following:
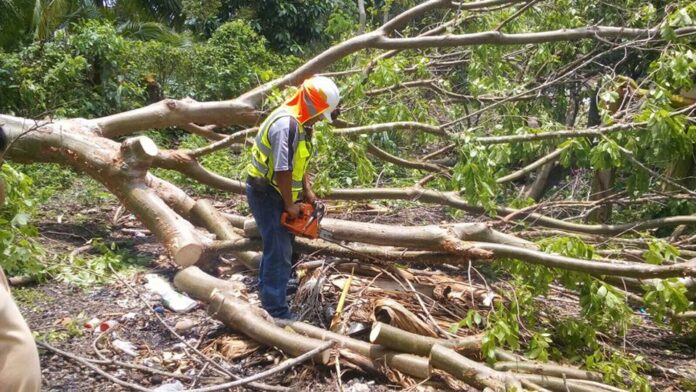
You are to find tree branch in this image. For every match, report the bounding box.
[94,98,260,138]
[497,146,568,183]
[372,26,694,50]
[334,121,445,137]
[477,122,645,145]
[367,143,449,173]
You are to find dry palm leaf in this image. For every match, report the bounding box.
[372,298,438,338]
[203,334,260,360]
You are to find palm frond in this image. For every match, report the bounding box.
[117,21,186,46]
[0,0,22,17]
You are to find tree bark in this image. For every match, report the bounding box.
[1,117,206,266]
[244,218,533,250]
[514,374,616,392]
[357,0,366,34]
[524,160,557,201]
[94,98,260,138]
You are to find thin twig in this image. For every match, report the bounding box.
[37,340,153,392]
[494,0,541,31]
[184,340,336,392]
[107,264,287,392]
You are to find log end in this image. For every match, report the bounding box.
[122,136,159,158]
[369,322,382,343]
[173,242,204,266]
[138,137,159,157]
[315,347,332,365]
[243,219,259,238]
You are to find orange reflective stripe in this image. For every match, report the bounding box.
[284,80,330,124]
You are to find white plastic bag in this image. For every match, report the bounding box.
[145,274,197,313]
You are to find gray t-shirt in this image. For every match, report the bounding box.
[268,116,301,172]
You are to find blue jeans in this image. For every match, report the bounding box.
[246,181,294,319]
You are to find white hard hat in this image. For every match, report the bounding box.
[307,76,340,121]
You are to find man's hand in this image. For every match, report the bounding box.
[285,203,301,219]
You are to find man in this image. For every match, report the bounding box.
[246,76,340,319]
[0,126,42,392]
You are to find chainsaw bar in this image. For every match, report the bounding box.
[318,228,386,265]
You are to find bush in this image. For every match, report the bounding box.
[0,164,44,277]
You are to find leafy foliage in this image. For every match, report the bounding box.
[49,239,148,288]
[0,18,290,118]
[0,164,44,277]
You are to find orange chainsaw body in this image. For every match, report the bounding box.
[281,202,322,239]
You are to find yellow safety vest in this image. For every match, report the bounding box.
[247,107,312,201]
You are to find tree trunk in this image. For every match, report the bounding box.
[587,91,615,223]
[1,117,206,266]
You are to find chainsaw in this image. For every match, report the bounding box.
[281,201,386,266]
[280,200,333,240]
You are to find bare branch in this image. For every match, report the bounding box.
[357,0,366,34]
[496,146,568,183]
[367,143,450,173]
[189,128,257,158]
[334,121,445,137]
[372,26,691,51]
[180,123,226,141]
[478,242,696,279]
[365,79,535,102]
[94,98,260,138]
[477,121,645,145]
[323,187,696,235]
[494,0,541,32]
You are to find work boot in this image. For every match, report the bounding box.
[286,277,299,296]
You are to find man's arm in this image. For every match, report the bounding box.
[275,171,298,217]
[268,117,301,218]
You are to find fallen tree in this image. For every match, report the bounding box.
[2,0,696,390]
[173,266,623,391]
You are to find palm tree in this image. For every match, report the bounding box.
[0,0,185,50]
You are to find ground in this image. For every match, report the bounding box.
[8,180,696,391]
[15,184,397,391]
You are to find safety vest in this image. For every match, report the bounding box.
[247,107,312,201]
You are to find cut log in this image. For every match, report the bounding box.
[370,322,483,358]
[191,199,259,269]
[120,136,159,177]
[120,183,204,266]
[494,361,603,382]
[429,343,522,391]
[1,120,206,266]
[208,291,331,364]
[515,374,619,392]
[275,319,431,379]
[173,266,245,301]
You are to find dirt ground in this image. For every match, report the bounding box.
[16,191,398,391]
[10,189,696,391]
